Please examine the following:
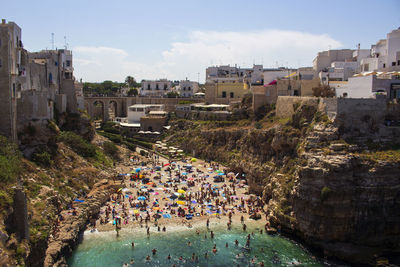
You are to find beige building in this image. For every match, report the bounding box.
[205,81,249,104]
[0,19,81,142]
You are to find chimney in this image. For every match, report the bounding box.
[2,19,6,24]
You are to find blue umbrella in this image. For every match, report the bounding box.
[182,172,188,175]
[218,173,224,176]
[136,168,141,173]
[138,196,146,201]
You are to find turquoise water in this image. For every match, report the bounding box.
[68,224,325,267]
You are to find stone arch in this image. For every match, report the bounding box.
[93,100,106,121]
[108,100,118,120]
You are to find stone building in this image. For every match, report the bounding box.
[176,80,199,97]
[0,20,24,141]
[0,19,81,141]
[140,79,172,96]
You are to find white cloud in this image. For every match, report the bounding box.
[73,30,342,82]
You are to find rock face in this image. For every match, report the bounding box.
[168,107,400,265]
[42,179,119,267]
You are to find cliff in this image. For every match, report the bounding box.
[166,105,400,265]
[0,115,126,266]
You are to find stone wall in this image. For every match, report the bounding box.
[17,90,51,130]
[276,96,320,118]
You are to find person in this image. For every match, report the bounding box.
[131,241,134,248]
[225,242,228,248]
[210,231,214,239]
[206,218,210,228]
[243,223,247,231]
[192,253,196,261]
[167,254,171,260]
[152,248,157,255]
[204,252,208,259]
[145,255,151,261]
[235,239,239,246]
[188,241,192,246]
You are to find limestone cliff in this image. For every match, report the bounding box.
[167,105,400,265]
[0,118,125,266]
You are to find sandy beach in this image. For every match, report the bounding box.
[93,150,269,235]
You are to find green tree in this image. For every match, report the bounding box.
[125,76,136,87]
[127,88,138,96]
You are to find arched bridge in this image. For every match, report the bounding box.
[84,96,203,122]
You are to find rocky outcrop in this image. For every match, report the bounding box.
[168,107,400,265]
[43,179,119,267]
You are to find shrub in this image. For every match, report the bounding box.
[32,151,52,166]
[321,186,331,202]
[58,131,96,158]
[0,136,21,184]
[103,141,119,160]
[102,121,120,134]
[254,122,262,129]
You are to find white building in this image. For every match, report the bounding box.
[206,64,266,85]
[127,104,164,123]
[176,80,199,97]
[360,28,400,72]
[335,74,400,99]
[140,79,172,96]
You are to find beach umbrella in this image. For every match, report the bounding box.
[191,158,197,162]
[169,194,178,199]
[177,150,183,153]
[182,172,188,176]
[163,214,172,219]
[216,170,223,173]
[133,210,139,214]
[138,196,146,200]
[178,189,186,194]
[141,188,148,192]
[177,200,185,205]
[147,182,154,186]
[136,168,141,173]
[153,192,160,195]
[156,141,162,144]
[218,173,224,176]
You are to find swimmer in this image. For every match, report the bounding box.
[225,242,228,248]
[131,241,134,248]
[188,241,192,246]
[130,258,134,265]
[235,239,239,246]
[204,252,208,259]
[152,248,157,255]
[145,255,151,261]
[167,254,171,260]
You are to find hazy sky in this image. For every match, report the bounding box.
[3,0,400,82]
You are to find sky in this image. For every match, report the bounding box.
[2,0,400,83]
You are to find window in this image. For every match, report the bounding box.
[230,92,234,98]
[222,91,226,98]
[0,59,2,68]
[364,64,369,71]
[12,83,16,98]
[66,60,71,67]
[147,84,150,90]
[183,87,186,91]
[392,62,396,66]
[156,84,159,90]
[164,84,167,90]
[398,60,400,66]
[383,63,386,68]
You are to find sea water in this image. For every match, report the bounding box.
[67,224,328,267]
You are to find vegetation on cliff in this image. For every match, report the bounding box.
[0,113,126,266]
[165,102,400,264]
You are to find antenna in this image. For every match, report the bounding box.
[64,36,69,49]
[51,33,55,50]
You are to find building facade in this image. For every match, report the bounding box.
[176,80,199,97]
[0,19,81,141]
[140,79,172,96]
